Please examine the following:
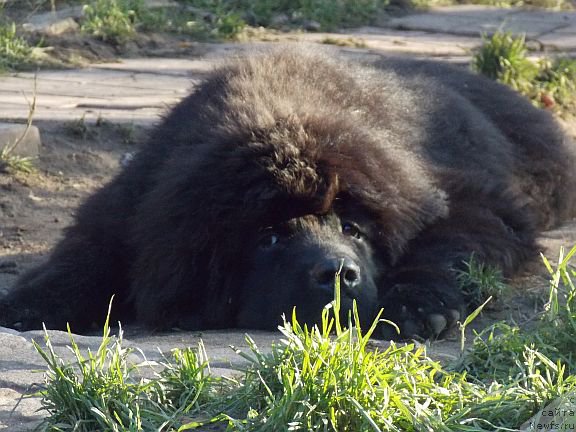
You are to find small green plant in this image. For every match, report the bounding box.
[473,32,539,94]
[180,1,248,40]
[116,121,138,145]
[473,31,576,113]
[298,0,388,30]
[536,57,576,111]
[0,150,34,173]
[66,114,91,140]
[81,0,147,43]
[0,22,34,72]
[0,81,36,174]
[457,254,508,306]
[457,245,576,380]
[34,300,215,431]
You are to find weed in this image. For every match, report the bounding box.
[473,32,539,94]
[116,122,138,145]
[180,0,389,35]
[457,245,576,380]
[66,114,91,140]
[0,150,35,173]
[81,0,147,43]
[0,79,37,174]
[473,31,576,114]
[34,300,215,431]
[457,254,508,306]
[536,57,576,111]
[179,1,248,40]
[0,22,34,72]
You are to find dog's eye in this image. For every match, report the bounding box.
[258,229,280,248]
[342,222,362,239]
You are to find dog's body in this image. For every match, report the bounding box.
[2,49,575,338]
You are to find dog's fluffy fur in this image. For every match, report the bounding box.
[2,49,575,338]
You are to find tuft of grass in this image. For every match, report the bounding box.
[0,79,37,174]
[34,299,215,431]
[536,57,576,112]
[115,121,138,145]
[473,31,576,114]
[65,114,91,140]
[81,0,148,44]
[473,32,539,95]
[456,245,576,380]
[0,22,34,72]
[0,150,35,174]
[457,254,509,306]
[34,246,576,430]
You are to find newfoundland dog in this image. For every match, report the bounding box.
[2,48,575,339]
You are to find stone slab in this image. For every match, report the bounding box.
[0,124,40,159]
[292,28,480,59]
[92,58,216,76]
[0,64,194,124]
[537,28,576,50]
[385,6,574,38]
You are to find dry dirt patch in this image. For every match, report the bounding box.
[0,119,149,296]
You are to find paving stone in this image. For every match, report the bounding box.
[385,6,573,38]
[279,28,480,59]
[92,58,216,76]
[0,64,194,123]
[386,7,513,35]
[0,388,43,432]
[510,9,576,26]
[0,124,41,159]
[538,27,576,50]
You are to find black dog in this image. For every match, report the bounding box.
[2,49,575,339]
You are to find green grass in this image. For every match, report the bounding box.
[81,0,146,43]
[0,150,35,174]
[33,245,576,431]
[456,254,509,307]
[473,31,576,114]
[183,0,389,32]
[0,22,34,72]
[0,84,36,174]
[78,0,391,41]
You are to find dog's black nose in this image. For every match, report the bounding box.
[311,258,361,296]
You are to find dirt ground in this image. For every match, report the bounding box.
[0,119,148,297]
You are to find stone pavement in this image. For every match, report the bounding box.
[3,5,576,430]
[3,5,576,138]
